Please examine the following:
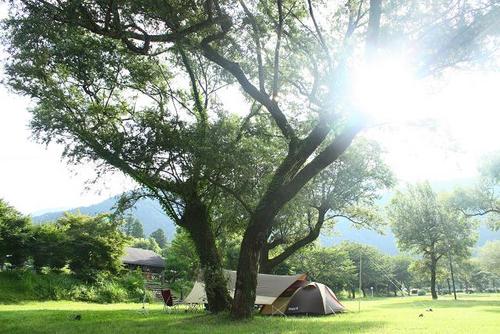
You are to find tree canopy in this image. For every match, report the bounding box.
[150,228,167,249]
[0,199,32,268]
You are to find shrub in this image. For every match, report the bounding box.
[417,290,426,296]
[68,285,98,302]
[96,282,128,303]
[0,270,155,304]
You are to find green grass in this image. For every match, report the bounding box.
[0,294,499,333]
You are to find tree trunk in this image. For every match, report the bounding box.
[183,197,231,313]
[430,257,438,300]
[230,221,267,319]
[259,247,272,274]
[351,288,356,299]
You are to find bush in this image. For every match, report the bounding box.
[68,285,98,302]
[20,270,77,300]
[417,290,426,296]
[95,282,128,303]
[0,270,153,304]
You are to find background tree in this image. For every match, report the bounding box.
[477,241,500,278]
[388,182,478,299]
[150,229,167,249]
[0,199,32,268]
[31,223,67,272]
[408,259,449,294]
[337,241,392,298]
[130,237,162,254]
[389,255,413,296]
[287,245,356,293]
[57,213,128,281]
[121,216,145,239]
[164,229,200,295]
[454,259,494,293]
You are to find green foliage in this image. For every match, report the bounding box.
[389,182,478,261]
[56,213,128,281]
[288,245,356,292]
[164,229,199,293]
[454,259,497,292]
[130,237,162,254]
[30,223,67,271]
[389,182,478,298]
[336,241,393,296]
[0,199,32,268]
[477,241,500,277]
[389,255,414,293]
[0,270,151,304]
[121,216,145,239]
[261,139,395,271]
[149,229,167,249]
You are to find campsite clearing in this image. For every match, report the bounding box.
[0,294,498,334]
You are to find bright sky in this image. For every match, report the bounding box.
[0,6,499,215]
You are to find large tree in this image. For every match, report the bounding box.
[3,6,258,311]
[388,182,477,299]
[4,0,498,318]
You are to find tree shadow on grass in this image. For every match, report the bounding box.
[0,308,387,334]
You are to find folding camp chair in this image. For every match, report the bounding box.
[161,289,174,312]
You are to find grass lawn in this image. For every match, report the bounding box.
[0,294,499,334]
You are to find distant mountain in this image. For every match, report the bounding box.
[320,220,500,255]
[32,196,176,239]
[32,177,499,253]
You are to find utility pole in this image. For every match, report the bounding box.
[448,245,457,300]
[358,252,362,312]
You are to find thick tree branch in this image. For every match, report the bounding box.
[265,207,328,270]
[365,0,382,59]
[272,0,284,99]
[239,0,267,93]
[200,34,296,141]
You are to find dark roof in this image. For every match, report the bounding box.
[121,247,165,268]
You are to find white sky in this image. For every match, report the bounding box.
[0,5,498,215]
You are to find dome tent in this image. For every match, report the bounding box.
[261,282,345,316]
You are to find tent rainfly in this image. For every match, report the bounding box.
[263,282,345,315]
[183,270,307,305]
